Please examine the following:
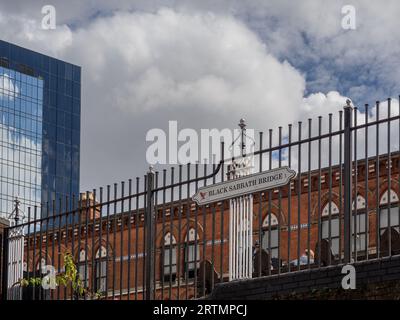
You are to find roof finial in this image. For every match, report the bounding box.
[8,197,24,225]
[239,118,246,157]
[345,98,353,108]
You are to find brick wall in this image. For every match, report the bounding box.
[209,255,400,299]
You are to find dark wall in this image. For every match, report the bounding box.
[209,255,400,300]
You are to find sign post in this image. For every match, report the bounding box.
[192,165,296,281]
[192,167,296,206]
[193,119,296,281]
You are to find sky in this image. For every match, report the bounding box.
[0,0,399,192]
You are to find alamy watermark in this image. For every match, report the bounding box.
[146,120,255,165]
[41,5,56,30]
[341,264,356,289]
[341,5,356,30]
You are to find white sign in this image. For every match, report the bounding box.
[192,166,296,205]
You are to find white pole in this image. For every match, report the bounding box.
[240,196,244,278]
[243,196,247,278]
[229,199,233,281]
[249,195,253,278]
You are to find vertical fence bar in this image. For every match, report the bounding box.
[278,126,282,274]
[343,102,353,263]
[153,172,159,298]
[376,101,380,258]
[328,114,333,266]
[220,142,225,284]
[55,200,61,300]
[160,171,166,300]
[113,184,118,299]
[64,195,70,299]
[135,178,139,300]
[169,168,174,299]
[145,167,155,300]
[105,185,111,300]
[120,183,125,298]
[317,117,322,267]
[288,124,292,272]
[90,191,96,300]
[268,129,272,275]
[76,194,82,300]
[32,206,38,300]
[354,108,358,261]
[98,188,103,300]
[387,98,392,257]
[177,165,183,299]
[338,111,343,264]
[258,132,263,277]
[26,207,31,298]
[127,181,132,299]
[202,163,207,294]
[398,96,400,262]
[297,122,302,271]
[364,105,369,260]
[211,163,216,287]
[142,176,147,300]
[185,164,190,298]
[70,195,76,300]
[194,163,199,298]
[307,119,312,268]
[1,228,8,300]
[83,193,89,300]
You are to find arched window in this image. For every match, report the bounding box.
[95,246,107,294]
[380,189,399,205]
[36,257,47,273]
[352,195,366,210]
[78,249,89,287]
[351,195,368,254]
[322,202,340,217]
[261,214,279,259]
[379,189,400,236]
[163,233,177,282]
[321,202,340,255]
[184,228,199,279]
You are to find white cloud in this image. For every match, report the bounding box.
[63,9,306,127]
[0,4,396,190]
[0,73,19,98]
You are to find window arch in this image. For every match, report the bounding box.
[351,195,368,254]
[78,249,89,287]
[36,257,48,272]
[261,214,279,260]
[163,233,177,282]
[262,213,278,227]
[322,202,340,217]
[379,189,400,242]
[352,195,366,210]
[184,228,199,279]
[380,189,399,205]
[36,258,46,270]
[321,202,340,255]
[94,246,107,294]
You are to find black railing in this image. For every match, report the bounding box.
[2,97,400,300]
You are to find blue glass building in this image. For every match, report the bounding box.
[0,40,80,219]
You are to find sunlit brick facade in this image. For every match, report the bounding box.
[22,152,400,299]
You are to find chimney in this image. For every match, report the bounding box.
[79,192,101,222]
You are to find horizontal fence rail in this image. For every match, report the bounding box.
[1,98,400,300]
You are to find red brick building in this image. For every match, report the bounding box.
[20,152,400,299]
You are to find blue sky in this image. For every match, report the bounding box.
[0,0,399,189]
